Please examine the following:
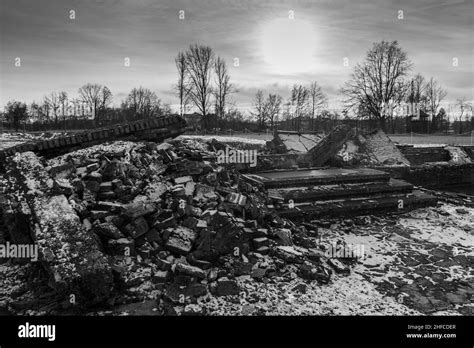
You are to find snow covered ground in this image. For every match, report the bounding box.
[193,203,473,316]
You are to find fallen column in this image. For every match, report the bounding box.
[3,152,113,306]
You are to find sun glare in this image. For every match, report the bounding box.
[260,18,317,74]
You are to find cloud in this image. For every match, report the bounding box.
[1,0,472,108]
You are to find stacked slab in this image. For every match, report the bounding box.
[244,167,437,219]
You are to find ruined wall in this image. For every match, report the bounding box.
[379,163,474,188]
[0,115,186,162]
[397,145,449,165]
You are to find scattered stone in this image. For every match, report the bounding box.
[175,263,206,279]
[175,176,193,185]
[273,246,305,263]
[299,262,331,283]
[253,237,270,249]
[327,259,350,275]
[216,279,240,296]
[86,163,100,172]
[108,238,135,256]
[152,271,169,283]
[156,258,172,271]
[292,283,308,293]
[186,283,208,298]
[455,208,469,215]
[251,268,267,280]
[94,222,124,239]
[234,260,253,276]
[274,228,292,246]
[123,201,156,219]
[165,226,198,255]
[124,216,149,239]
[99,182,113,192]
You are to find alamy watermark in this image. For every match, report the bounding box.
[381,102,421,118]
[324,242,366,259]
[216,146,258,167]
[18,322,56,341]
[0,242,38,261]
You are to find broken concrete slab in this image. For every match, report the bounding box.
[5,152,113,305]
[305,124,353,166]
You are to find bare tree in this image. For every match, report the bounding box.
[78,83,112,123]
[341,40,412,127]
[406,74,427,111]
[40,96,51,123]
[185,45,214,128]
[266,93,282,131]
[70,98,82,120]
[456,97,471,133]
[308,81,327,129]
[46,92,60,125]
[456,97,472,127]
[290,84,309,131]
[251,90,267,130]
[213,56,233,123]
[29,101,41,123]
[125,87,163,119]
[58,91,68,121]
[175,51,190,117]
[99,86,113,118]
[425,77,447,117]
[291,85,309,118]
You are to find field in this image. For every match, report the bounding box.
[389,134,473,146]
[1,131,473,152]
[184,132,474,146]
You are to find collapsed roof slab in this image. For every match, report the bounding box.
[243,167,390,189]
[268,178,413,202]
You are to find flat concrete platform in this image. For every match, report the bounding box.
[276,190,438,219]
[268,179,413,202]
[244,168,390,188]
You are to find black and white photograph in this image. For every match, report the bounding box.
[0,0,472,346]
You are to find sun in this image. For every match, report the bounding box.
[260,18,317,74]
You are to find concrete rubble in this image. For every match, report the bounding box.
[0,137,368,315]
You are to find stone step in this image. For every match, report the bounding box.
[268,179,413,202]
[244,167,390,189]
[275,190,437,219]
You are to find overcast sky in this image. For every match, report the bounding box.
[1,0,472,114]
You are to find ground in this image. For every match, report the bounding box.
[182,132,474,146]
[89,203,473,316]
[2,131,473,150]
[184,203,473,316]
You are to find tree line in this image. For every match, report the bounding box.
[2,84,171,131]
[340,40,472,133]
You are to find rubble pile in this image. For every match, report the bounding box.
[0,138,361,314]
